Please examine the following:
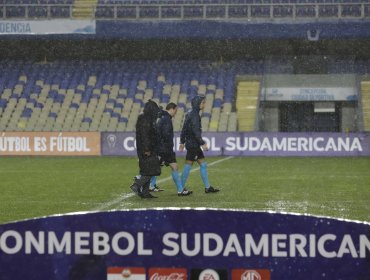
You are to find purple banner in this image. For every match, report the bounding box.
[0,209,369,280]
[102,132,370,157]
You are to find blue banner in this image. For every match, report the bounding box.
[0,209,369,279]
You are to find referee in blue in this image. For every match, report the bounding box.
[179,95,220,194]
[157,102,192,196]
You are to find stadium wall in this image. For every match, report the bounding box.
[2,19,370,40]
[96,20,370,40]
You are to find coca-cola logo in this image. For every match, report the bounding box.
[150,272,185,280]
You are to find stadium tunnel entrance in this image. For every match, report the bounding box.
[256,74,358,133]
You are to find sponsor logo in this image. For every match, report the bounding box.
[107,134,117,148]
[148,268,187,280]
[190,269,227,280]
[107,267,146,280]
[232,269,270,280]
[199,269,219,280]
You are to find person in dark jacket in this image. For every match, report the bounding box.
[179,95,220,194]
[130,100,162,198]
[157,102,192,196]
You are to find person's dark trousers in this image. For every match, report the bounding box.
[135,175,152,196]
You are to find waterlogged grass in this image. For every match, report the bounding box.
[0,156,369,224]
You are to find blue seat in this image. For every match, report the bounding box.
[114,102,124,109]
[22,108,33,118]
[119,117,129,123]
[213,98,223,108]
[35,102,44,109]
[48,90,58,99]
[55,94,65,103]
[103,108,113,114]
[82,117,92,123]
[107,98,116,105]
[48,112,58,118]
[28,98,37,106]
[134,98,144,106]
[111,112,120,118]
[70,103,80,109]
[0,99,8,108]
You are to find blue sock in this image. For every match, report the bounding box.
[150,176,157,187]
[171,170,183,192]
[181,164,192,188]
[200,162,210,188]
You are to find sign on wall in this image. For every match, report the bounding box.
[102,132,370,157]
[0,20,95,35]
[0,132,101,156]
[262,87,358,101]
[0,209,368,280]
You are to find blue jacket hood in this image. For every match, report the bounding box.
[191,95,205,111]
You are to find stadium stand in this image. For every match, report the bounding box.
[1,58,368,132]
[0,59,266,132]
[1,0,369,133]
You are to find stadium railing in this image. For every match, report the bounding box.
[94,3,369,20]
[1,1,369,20]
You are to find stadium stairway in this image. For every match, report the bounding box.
[360,80,370,131]
[235,80,260,131]
[73,0,97,18]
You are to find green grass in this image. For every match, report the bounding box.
[0,156,369,224]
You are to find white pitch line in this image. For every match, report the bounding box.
[95,156,234,211]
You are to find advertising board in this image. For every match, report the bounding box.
[0,209,368,280]
[102,132,370,157]
[0,132,101,156]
